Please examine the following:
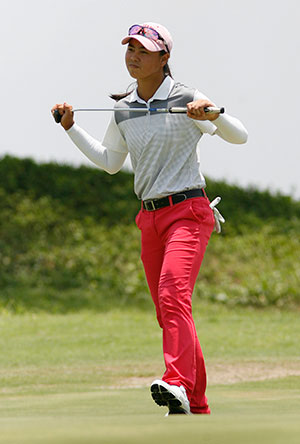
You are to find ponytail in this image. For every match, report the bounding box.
[109,91,133,101]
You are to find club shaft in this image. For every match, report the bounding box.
[72,106,224,114]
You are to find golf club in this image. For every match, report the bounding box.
[53,106,225,123]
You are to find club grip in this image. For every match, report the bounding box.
[205,106,225,114]
[169,106,225,114]
[53,109,62,123]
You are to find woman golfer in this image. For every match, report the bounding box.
[52,22,248,415]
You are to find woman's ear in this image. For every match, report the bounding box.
[160,52,170,68]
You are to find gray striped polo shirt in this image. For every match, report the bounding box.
[108,76,217,201]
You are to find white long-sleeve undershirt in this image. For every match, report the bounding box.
[213,113,248,144]
[67,123,127,174]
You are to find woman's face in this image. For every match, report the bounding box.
[125,39,169,80]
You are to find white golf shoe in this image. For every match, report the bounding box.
[150,379,191,415]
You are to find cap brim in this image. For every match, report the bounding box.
[121,35,166,52]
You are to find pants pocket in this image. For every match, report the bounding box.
[190,199,215,229]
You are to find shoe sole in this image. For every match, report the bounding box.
[151,382,187,414]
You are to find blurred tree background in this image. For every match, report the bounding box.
[0,155,299,313]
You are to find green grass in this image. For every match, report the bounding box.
[0,305,300,443]
[1,383,300,444]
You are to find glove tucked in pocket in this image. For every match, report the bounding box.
[209,197,225,233]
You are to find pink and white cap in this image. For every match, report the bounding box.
[121,22,173,53]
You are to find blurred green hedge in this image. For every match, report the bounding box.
[1,155,300,234]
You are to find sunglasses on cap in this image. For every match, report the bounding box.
[128,24,170,53]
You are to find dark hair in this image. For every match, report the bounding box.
[110,50,173,102]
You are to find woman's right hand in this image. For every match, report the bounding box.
[51,102,74,130]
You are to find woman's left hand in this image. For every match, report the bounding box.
[186,99,219,121]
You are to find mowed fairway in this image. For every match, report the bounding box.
[0,305,300,443]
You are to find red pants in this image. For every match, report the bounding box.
[135,197,215,414]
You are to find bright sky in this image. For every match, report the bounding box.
[1,0,299,198]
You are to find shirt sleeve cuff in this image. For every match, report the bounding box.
[213,113,233,130]
[193,119,217,135]
[65,122,78,134]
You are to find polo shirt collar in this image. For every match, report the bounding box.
[129,76,175,104]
